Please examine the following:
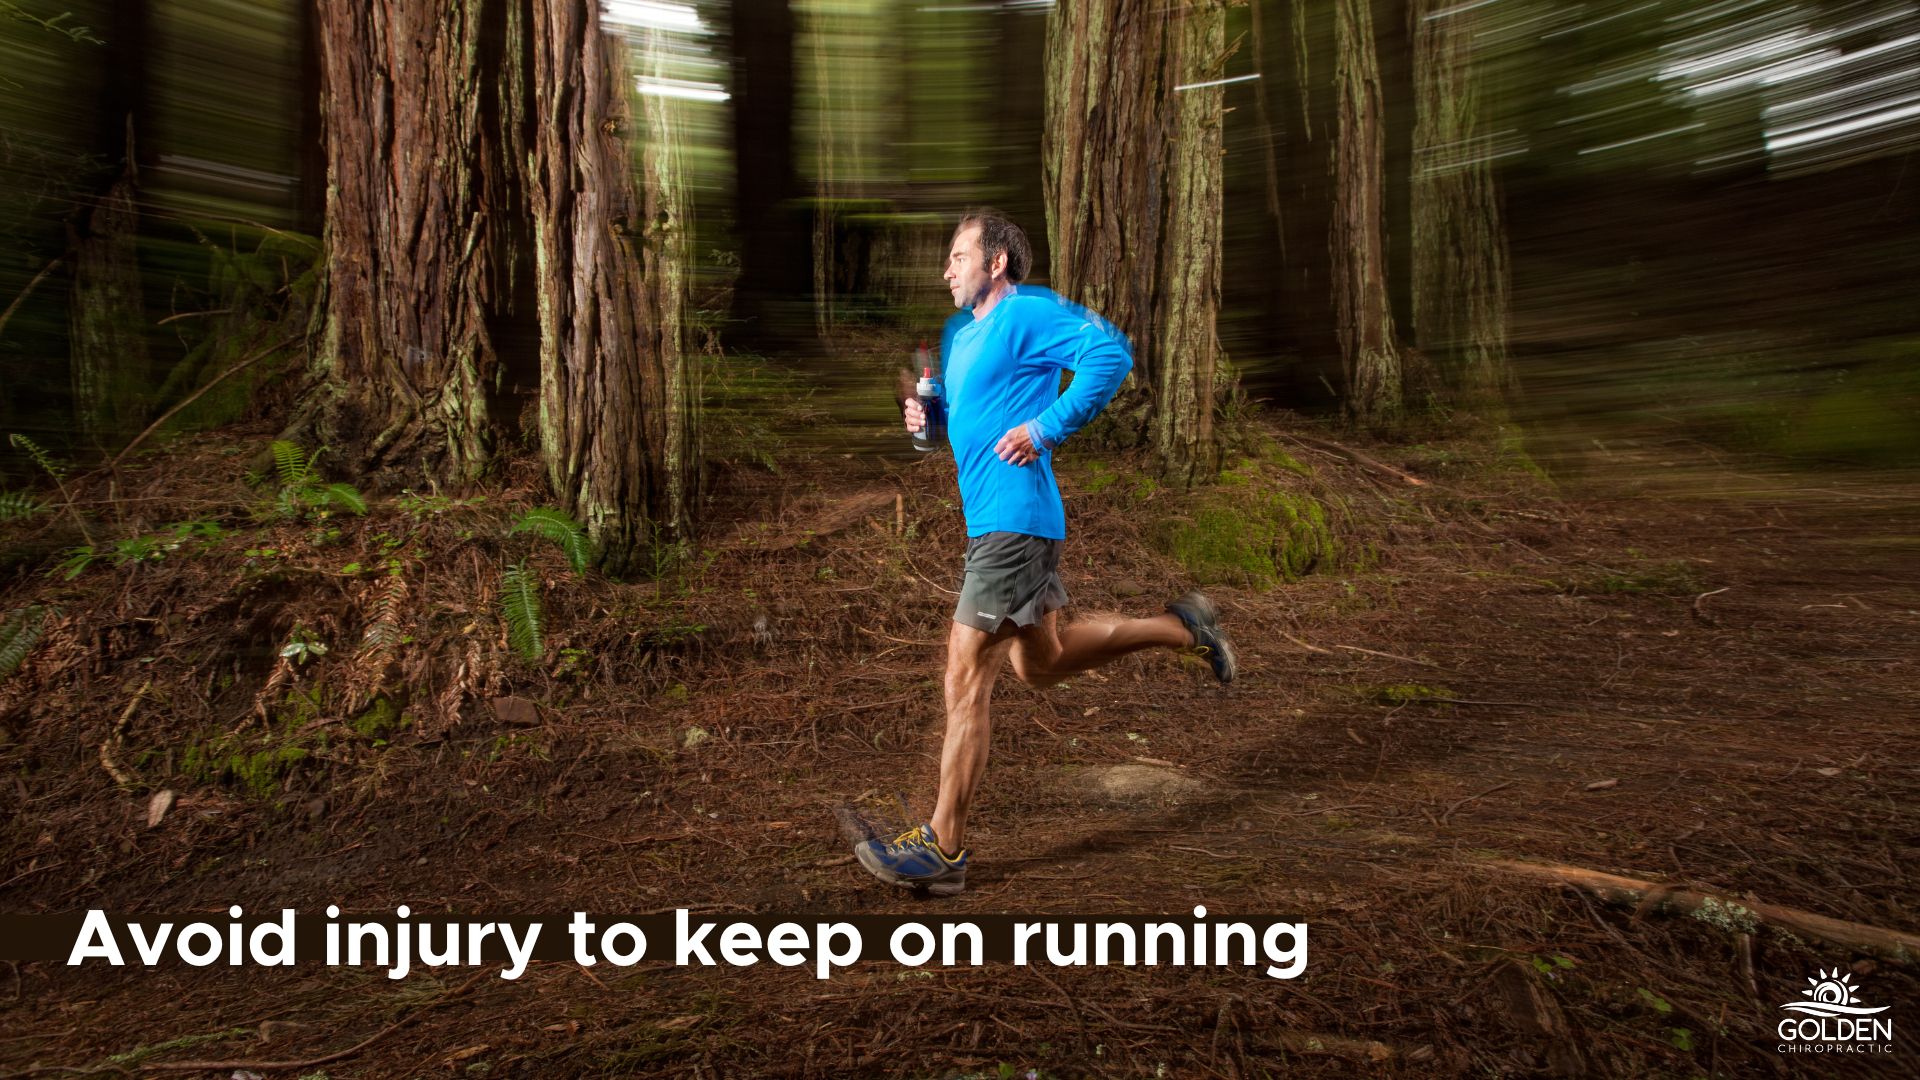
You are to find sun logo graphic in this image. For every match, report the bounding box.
[1777,968,1894,1055]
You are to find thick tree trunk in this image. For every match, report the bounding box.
[70,0,152,448]
[300,0,522,486]
[1411,0,1511,413]
[727,0,810,347]
[69,168,151,447]
[529,1,696,576]
[1272,0,1342,406]
[1330,0,1400,429]
[1042,0,1225,484]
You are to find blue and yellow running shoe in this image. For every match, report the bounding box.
[855,823,968,897]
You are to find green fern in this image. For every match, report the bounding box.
[0,490,46,522]
[319,483,367,516]
[51,546,96,580]
[271,440,315,487]
[499,561,545,660]
[0,605,47,681]
[510,507,593,573]
[9,433,62,480]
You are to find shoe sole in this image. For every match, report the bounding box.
[855,845,966,896]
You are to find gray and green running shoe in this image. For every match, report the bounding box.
[1167,590,1237,684]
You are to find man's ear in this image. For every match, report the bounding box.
[989,250,1008,281]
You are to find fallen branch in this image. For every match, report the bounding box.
[97,680,150,790]
[1692,586,1731,625]
[108,334,299,471]
[1333,643,1452,670]
[0,256,61,342]
[1285,434,1427,487]
[1486,858,1920,962]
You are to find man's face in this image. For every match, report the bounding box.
[944,225,1001,310]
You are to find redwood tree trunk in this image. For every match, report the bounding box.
[1411,0,1511,413]
[299,0,522,486]
[529,1,697,576]
[1331,0,1401,428]
[1043,0,1225,485]
[69,0,152,447]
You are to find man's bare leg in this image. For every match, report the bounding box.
[1010,609,1191,689]
[928,619,1015,853]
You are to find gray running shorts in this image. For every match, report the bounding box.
[953,531,1069,633]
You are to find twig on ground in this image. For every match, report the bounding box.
[1285,434,1428,487]
[1334,644,1453,670]
[1486,858,1920,961]
[97,680,150,789]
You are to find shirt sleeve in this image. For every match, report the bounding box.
[1019,293,1134,450]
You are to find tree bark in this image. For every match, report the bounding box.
[1411,0,1512,413]
[69,167,150,447]
[726,0,810,348]
[529,1,696,575]
[69,0,152,448]
[1331,0,1401,428]
[299,0,523,486]
[1042,0,1225,485]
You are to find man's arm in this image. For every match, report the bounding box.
[1021,296,1133,452]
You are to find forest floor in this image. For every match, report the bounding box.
[1,408,1917,1079]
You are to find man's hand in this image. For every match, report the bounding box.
[903,397,926,434]
[995,423,1041,467]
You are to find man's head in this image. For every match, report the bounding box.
[945,209,1030,311]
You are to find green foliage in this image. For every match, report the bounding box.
[0,4,103,46]
[500,561,545,660]
[0,605,48,681]
[10,433,62,480]
[50,545,95,579]
[0,490,46,522]
[266,442,365,520]
[1157,486,1339,589]
[397,490,486,518]
[510,507,593,573]
[272,440,318,487]
[278,627,328,665]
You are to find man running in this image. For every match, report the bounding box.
[855,210,1235,897]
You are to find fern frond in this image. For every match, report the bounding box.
[9,433,62,480]
[499,561,545,660]
[0,490,46,522]
[360,574,408,651]
[268,440,320,486]
[320,483,367,515]
[510,507,593,573]
[270,440,310,487]
[51,545,96,580]
[0,606,47,681]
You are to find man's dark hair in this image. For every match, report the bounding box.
[956,209,1031,284]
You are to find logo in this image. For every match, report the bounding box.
[1777,968,1894,1055]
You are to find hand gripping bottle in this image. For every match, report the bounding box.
[911,340,944,452]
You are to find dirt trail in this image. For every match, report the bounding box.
[3,427,1917,1077]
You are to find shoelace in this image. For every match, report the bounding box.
[887,825,961,863]
[888,825,933,849]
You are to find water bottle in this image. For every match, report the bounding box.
[911,341,944,452]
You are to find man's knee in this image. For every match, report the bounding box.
[1009,628,1064,688]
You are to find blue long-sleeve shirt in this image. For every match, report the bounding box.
[938,285,1133,539]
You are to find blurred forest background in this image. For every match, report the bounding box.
[1,0,1916,567]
